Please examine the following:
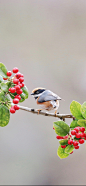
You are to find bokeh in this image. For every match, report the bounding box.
[0,0,86,184]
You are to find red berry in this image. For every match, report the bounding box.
[84,133,86,137]
[9,87,16,93]
[15,73,21,79]
[74,127,80,133]
[7,71,12,76]
[10,107,16,113]
[19,77,24,83]
[15,95,21,100]
[84,137,86,140]
[13,78,19,84]
[21,74,24,77]
[70,151,73,154]
[21,82,24,87]
[14,85,20,91]
[53,127,55,130]
[73,141,79,146]
[16,89,23,95]
[76,133,81,138]
[56,136,63,139]
[61,145,66,148]
[80,132,85,138]
[80,127,85,132]
[68,139,73,145]
[9,88,11,92]
[14,105,20,110]
[63,134,68,139]
[12,67,19,73]
[79,139,84,144]
[18,83,22,88]
[74,145,79,149]
[13,98,19,104]
[3,77,8,80]
[71,130,76,135]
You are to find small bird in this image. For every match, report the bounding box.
[31,87,62,115]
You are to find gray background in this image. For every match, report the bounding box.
[0,0,86,185]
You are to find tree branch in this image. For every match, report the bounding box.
[19,105,75,120]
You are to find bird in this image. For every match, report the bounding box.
[31,87,62,115]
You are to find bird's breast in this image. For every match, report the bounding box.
[36,97,59,110]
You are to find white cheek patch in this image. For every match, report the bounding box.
[34,93,43,98]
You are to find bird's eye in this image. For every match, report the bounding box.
[36,91,39,94]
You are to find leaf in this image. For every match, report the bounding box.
[57,145,69,159]
[65,145,74,154]
[9,92,26,102]
[0,91,6,101]
[59,139,68,145]
[6,81,11,89]
[53,121,70,136]
[81,102,86,119]
[77,119,86,129]
[19,93,26,102]
[0,91,10,102]
[70,119,80,129]
[70,100,83,119]
[74,137,81,141]
[9,92,16,99]
[0,75,3,83]
[1,82,8,92]
[21,86,29,99]
[0,105,10,127]
[0,91,11,108]
[0,63,8,78]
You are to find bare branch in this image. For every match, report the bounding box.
[19,105,75,120]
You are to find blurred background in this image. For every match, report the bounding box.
[0,0,86,185]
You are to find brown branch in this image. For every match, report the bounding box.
[19,105,75,120]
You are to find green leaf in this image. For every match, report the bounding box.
[77,119,86,129]
[0,105,10,127]
[0,91,6,101]
[57,145,69,159]
[70,100,83,119]
[74,137,81,141]
[0,63,8,78]
[70,119,80,129]
[21,86,29,99]
[1,82,8,92]
[59,139,68,145]
[0,75,3,83]
[0,91,11,108]
[6,81,11,89]
[81,102,86,119]
[0,91,10,102]
[19,93,26,102]
[9,92,26,103]
[65,145,74,154]
[53,121,70,136]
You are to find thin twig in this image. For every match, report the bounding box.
[19,105,75,120]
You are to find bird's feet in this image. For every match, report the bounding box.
[37,109,42,114]
[54,110,59,116]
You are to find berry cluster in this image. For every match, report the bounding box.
[6,67,24,114]
[54,126,86,154]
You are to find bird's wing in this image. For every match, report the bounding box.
[38,90,61,103]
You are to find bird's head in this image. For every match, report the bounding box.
[31,87,46,99]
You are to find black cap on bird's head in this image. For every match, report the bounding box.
[31,87,46,98]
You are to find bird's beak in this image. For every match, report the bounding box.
[31,93,34,95]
